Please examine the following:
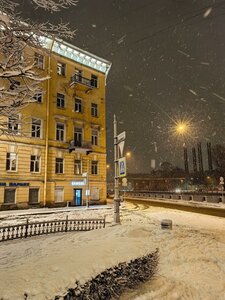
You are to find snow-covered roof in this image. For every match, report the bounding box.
[39,36,111,76]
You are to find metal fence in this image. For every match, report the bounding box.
[0,216,105,242]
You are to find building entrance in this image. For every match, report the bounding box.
[73,189,82,206]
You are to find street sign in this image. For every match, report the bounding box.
[118,157,126,177]
[117,131,126,143]
[118,140,125,158]
[122,177,127,186]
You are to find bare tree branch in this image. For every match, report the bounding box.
[32,0,78,11]
[0,0,77,135]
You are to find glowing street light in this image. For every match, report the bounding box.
[176,122,189,135]
[125,151,131,158]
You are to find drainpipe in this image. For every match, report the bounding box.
[43,40,54,206]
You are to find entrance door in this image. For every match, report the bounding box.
[74,189,82,206]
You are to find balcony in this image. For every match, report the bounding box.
[69,140,93,154]
[70,74,97,93]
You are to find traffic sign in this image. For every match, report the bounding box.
[118,157,126,177]
[118,140,125,157]
[220,176,224,185]
[117,131,126,143]
[122,178,127,186]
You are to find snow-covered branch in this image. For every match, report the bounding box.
[32,0,78,11]
[0,0,77,135]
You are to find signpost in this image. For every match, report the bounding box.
[113,115,126,224]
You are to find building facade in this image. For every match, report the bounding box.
[0,38,111,209]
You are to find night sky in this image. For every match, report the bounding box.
[22,0,225,173]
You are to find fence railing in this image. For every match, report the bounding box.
[0,216,105,243]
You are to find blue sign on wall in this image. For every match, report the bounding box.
[118,157,126,177]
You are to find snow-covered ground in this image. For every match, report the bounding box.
[0,202,225,300]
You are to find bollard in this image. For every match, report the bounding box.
[161,219,172,230]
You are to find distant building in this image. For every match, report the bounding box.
[0,38,111,209]
[126,173,186,192]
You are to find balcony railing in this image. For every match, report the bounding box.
[69,140,93,154]
[70,74,97,89]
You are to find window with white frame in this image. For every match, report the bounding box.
[34,52,44,69]
[56,123,65,141]
[55,187,64,202]
[74,159,82,175]
[33,91,43,103]
[91,160,98,175]
[74,68,82,82]
[8,115,19,134]
[75,97,82,113]
[4,188,16,204]
[30,155,40,173]
[29,188,39,204]
[57,93,65,108]
[31,118,42,138]
[91,129,98,146]
[74,127,82,147]
[6,153,17,171]
[91,103,98,117]
[57,62,66,76]
[55,158,64,174]
[91,74,98,88]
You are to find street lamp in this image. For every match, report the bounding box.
[175,122,189,136]
[126,151,131,158]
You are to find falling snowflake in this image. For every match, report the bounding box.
[204,8,212,18]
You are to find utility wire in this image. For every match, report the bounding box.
[101,0,225,56]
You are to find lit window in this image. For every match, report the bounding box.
[34,52,44,69]
[91,103,98,117]
[91,74,98,87]
[55,158,64,174]
[74,159,82,175]
[91,129,98,146]
[57,62,66,76]
[91,160,98,175]
[6,153,17,171]
[30,155,40,173]
[75,97,82,113]
[31,118,41,138]
[56,123,65,141]
[33,91,43,103]
[57,93,65,108]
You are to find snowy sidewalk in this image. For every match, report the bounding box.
[0,205,111,219]
[0,204,225,300]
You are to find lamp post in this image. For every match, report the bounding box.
[86,159,90,208]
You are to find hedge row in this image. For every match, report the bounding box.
[55,248,159,300]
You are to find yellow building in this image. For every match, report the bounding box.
[0,38,111,209]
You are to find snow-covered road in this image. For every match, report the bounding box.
[0,202,224,300]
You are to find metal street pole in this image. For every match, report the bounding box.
[86,159,90,208]
[113,115,121,224]
[222,186,224,203]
